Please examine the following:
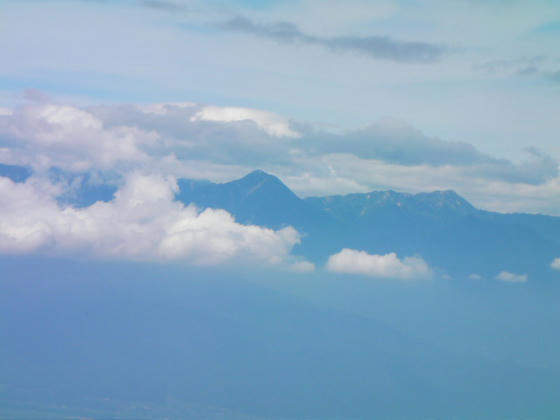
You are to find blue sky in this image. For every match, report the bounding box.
[1,0,560,217]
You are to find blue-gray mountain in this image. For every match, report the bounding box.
[177,170,560,279]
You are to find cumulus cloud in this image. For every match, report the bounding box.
[0,104,157,171]
[0,173,300,265]
[190,105,300,138]
[551,258,560,270]
[130,101,299,140]
[222,16,446,64]
[326,248,432,280]
[87,102,299,168]
[495,271,528,283]
[0,101,301,175]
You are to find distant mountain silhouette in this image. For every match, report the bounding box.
[177,170,334,232]
[306,189,476,222]
[176,170,560,279]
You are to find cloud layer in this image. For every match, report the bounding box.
[1,99,560,215]
[326,248,432,280]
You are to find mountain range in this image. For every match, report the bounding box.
[177,170,560,280]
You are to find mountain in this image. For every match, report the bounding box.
[176,170,560,279]
[176,170,335,233]
[306,189,476,222]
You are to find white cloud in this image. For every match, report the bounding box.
[191,105,300,138]
[326,248,432,280]
[495,271,528,283]
[0,174,300,265]
[290,260,315,272]
[0,104,158,171]
[551,258,560,270]
[87,101,301,171]
[468,273,483,280]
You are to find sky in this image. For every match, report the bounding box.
[1,1,560,229]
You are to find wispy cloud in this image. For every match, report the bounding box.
[222,16,446,64]
[495,271,528,283]
[140,0,186,12]
[548,70,560,83]
[476,56,560,84]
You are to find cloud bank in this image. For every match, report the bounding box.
[326,248,432,280]
[0,104,157,171]
[0,173,301,266]
[1,98,559,215]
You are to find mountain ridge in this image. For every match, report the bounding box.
[175,170,560,280]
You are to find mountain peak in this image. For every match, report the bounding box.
[414,189,475,214]
[176,169,319,230]
[235,169,288,194]
[246,169,267,176]
[242,169,275,180]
